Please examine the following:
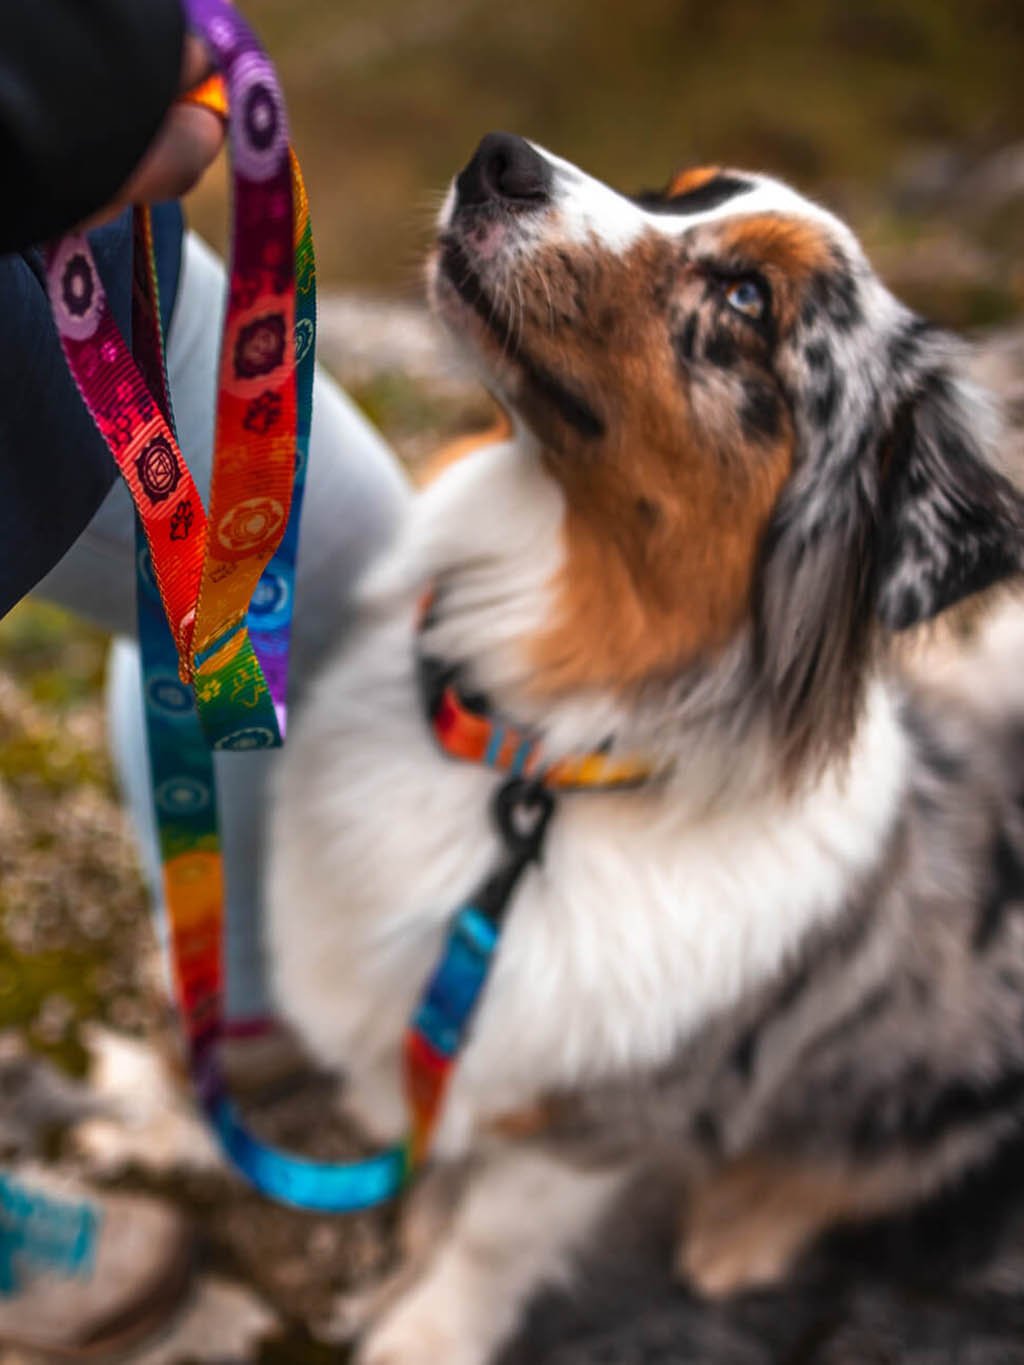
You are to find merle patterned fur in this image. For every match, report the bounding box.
[503,1139,1024,1365]
[492,686,1024,1363]
[317,155,1024,1364]
[498,198,1024,1360]
[675,241,1024,774]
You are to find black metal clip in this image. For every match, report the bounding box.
[493,777,555,859]
[473,778,556,927]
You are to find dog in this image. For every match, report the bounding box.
[267,132,1024,1365]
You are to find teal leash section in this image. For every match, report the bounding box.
[210,1100,409,1212]
[133,303,414,1212]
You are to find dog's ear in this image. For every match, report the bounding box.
[755,331,1021,772]
[875,363,1024,630]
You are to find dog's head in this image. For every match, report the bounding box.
[429,133,1023,772]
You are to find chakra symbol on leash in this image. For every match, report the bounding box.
[244,83,279,155]
[231,52,288,182]
[50,239,102,340]
[217,496,285,553]
[249,571,290,625]
[234,313,286,380]
[60,253,94,321]
[213,726,277,752]
[145,675,193,718]
[155,776,211,817]
[135,436,181,504]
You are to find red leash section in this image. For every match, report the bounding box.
[47,32,300,750]
[46,233,207,670]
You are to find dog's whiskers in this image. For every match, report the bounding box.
[535,268,556,338]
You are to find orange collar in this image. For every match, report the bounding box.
[417,606,655,791]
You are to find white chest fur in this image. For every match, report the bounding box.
[267,444,908,1159]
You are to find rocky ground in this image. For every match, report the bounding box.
[1,197,1024,1361]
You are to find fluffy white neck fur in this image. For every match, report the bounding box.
[268,437,909,1158]
[365,433,633,757]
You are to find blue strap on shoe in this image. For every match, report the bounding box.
[0,1174,98,1295]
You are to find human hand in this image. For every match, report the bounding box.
[81,33,225,228]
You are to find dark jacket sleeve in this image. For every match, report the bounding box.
[0,204,184,618]
[0,0,185,253]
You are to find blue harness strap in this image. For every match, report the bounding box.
[213,780,554,1208]
[404,780,555,1163]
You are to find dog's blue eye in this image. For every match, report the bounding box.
[725,278,765,320]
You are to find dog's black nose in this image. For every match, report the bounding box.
[455,132,551,210]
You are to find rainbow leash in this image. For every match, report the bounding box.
[46,0,654,1214]
[44,0,557,1214]
[47,0,407,1212]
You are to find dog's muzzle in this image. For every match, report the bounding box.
[454,132,552,214]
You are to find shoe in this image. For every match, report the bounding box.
[0,1166,192,1358]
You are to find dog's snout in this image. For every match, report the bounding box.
[455,132,551,211]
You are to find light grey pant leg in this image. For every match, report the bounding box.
[41,233,410,1019]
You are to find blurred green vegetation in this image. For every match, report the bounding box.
[0,604,152,1076]
[0,602,107,717]
[185,0,1024,302]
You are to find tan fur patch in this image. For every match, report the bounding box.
[419,409,512,487]
[717,214,833,276]
[533,437,792,694]
[515,236,794,696]
[716,214,834,328]
[667,165,723,197]
[679,1155,903,1297]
